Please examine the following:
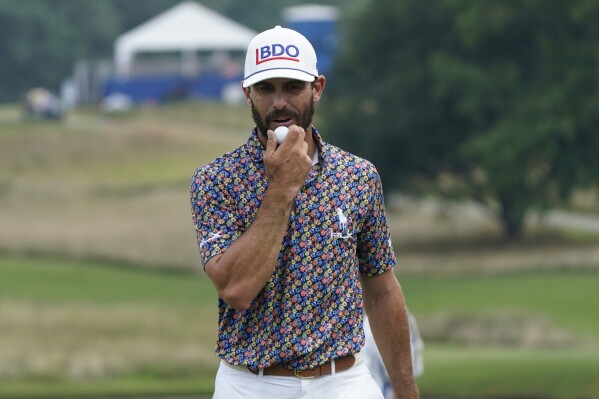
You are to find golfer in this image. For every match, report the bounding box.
[191,25,419,399]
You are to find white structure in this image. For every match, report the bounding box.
[114,1,257,77]
[282,4,340,22]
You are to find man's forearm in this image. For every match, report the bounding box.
[363,273,419,398]
[205,185,296,310]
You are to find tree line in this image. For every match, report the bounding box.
[323,0,599,238]
[2,0,597,239]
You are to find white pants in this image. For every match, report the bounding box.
[213,360,384,399]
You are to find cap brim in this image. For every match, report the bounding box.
[242,69,316,88]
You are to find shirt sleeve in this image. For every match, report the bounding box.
[356,165,396,276]
[190,166,242,269]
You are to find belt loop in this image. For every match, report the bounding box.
[331,359,336,375]
[259,368,264,378]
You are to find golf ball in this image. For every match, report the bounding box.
[274,126,289,144]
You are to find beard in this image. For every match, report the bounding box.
[250,97,315,140]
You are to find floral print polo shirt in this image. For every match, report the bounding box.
[190,128,396,371]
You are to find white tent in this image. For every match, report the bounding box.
[114,1,257,76]
[282,4,340,22]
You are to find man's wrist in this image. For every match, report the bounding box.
[264,183,299,206]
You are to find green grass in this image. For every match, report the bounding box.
[3,256,597,339]
[2,255,599,398]
[559,228,599,242]
[4,255,597,340]
[0,255,219,398]
[418,344,599,399]
[0,374,213,398]
[0,105,21,128]
[401,271,599,340]
[0,101,248,189]
[0,254,215,304]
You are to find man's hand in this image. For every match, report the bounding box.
[263,125,312,199]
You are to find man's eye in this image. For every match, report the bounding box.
[256,84,271,91]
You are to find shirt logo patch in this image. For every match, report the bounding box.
[200,232,222,249]
[331,208,354,239]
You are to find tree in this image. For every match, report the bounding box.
[0,0,119,102]
[322,0,599,238]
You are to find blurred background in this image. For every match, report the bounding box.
[1,0,598,398]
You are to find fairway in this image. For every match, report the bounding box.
[0,255,214,304]
[0,254,219,397]
[420,345,599,399]
[1,254,598,398]
[401,271,599,340]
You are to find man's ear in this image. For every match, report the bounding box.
[242,84,251,106]
[312,76,326,104]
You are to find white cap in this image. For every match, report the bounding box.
[242,25,318,88]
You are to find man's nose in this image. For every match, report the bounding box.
[272,91,289,108]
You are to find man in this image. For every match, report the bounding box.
[191,25,419,399]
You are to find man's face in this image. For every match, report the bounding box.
[246,78,317,139]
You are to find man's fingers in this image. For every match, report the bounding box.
[265,130,277,155]
[286,126,306,145]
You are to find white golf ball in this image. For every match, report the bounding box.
[274,126,289,144]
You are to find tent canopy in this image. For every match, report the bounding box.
[115,1,257,75]
[282,4,340,22]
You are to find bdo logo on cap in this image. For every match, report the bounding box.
[256,44,300,65]
[243,26,317,88]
